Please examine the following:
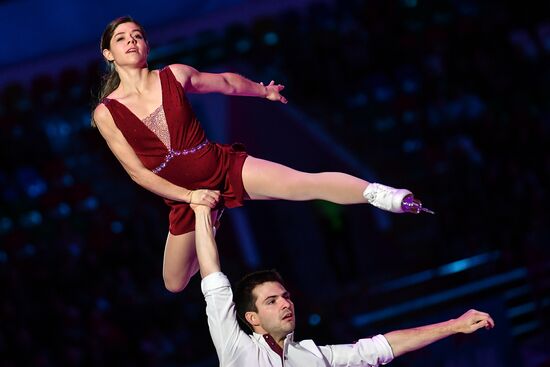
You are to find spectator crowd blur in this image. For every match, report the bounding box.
[0,1,548,366]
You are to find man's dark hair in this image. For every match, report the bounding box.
[233,270,286,333]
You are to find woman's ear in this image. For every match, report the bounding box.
[102,48,114,62]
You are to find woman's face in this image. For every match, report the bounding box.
[103,22,148,67]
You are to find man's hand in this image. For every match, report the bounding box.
[451,309,495,334]
[260,80,288,104]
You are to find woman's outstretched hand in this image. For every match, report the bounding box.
[261,80,288,104]
[188,189,220,208]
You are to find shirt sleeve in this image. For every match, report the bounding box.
[318,334,394,367]
[201,272,254,365]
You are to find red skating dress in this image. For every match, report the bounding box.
[102,66,248,235]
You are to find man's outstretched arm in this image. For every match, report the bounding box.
[191,204,220,278]
[384,309,495,357]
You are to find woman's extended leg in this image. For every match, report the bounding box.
[241,156,425,213]
[241,156,370,203]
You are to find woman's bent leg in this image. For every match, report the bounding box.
[162,231,199,293]
[162,209,222,293]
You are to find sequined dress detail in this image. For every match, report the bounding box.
[141,105,171,150]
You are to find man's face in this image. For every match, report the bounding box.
[247,281,295,340]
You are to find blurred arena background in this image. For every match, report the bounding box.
[0,1,548,366]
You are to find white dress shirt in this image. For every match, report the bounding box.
[201,272,394,367]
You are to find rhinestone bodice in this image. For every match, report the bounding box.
[140,104,209,174]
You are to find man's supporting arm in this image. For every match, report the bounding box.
[192,205,220,278]
[195,204,254,365]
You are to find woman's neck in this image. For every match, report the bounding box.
[116,66,152,97]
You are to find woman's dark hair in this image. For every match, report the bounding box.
[91,16,147,127]
[233,270,286,333]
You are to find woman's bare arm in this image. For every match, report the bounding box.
[93,103,219,206]
[169,64,287,103]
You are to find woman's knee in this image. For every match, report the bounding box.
[164,273,190,293]
[163,261,199,293]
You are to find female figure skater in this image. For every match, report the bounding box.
[93,16,430,293]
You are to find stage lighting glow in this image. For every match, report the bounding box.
[22,243,37,257]
[82,196,99,211]
[56,202,71,217]
[308,314,321,326]
[110,221,124,234]
[263,32,279,46]
[62,174,74,187]
[68,243,81,257]
[235,39,251,53]
[0,217,13,234]
[21,210,42,227]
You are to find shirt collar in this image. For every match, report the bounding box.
[262,334,283,357]
[253,331,295,356]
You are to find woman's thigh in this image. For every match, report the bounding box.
[241,156,314,200]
